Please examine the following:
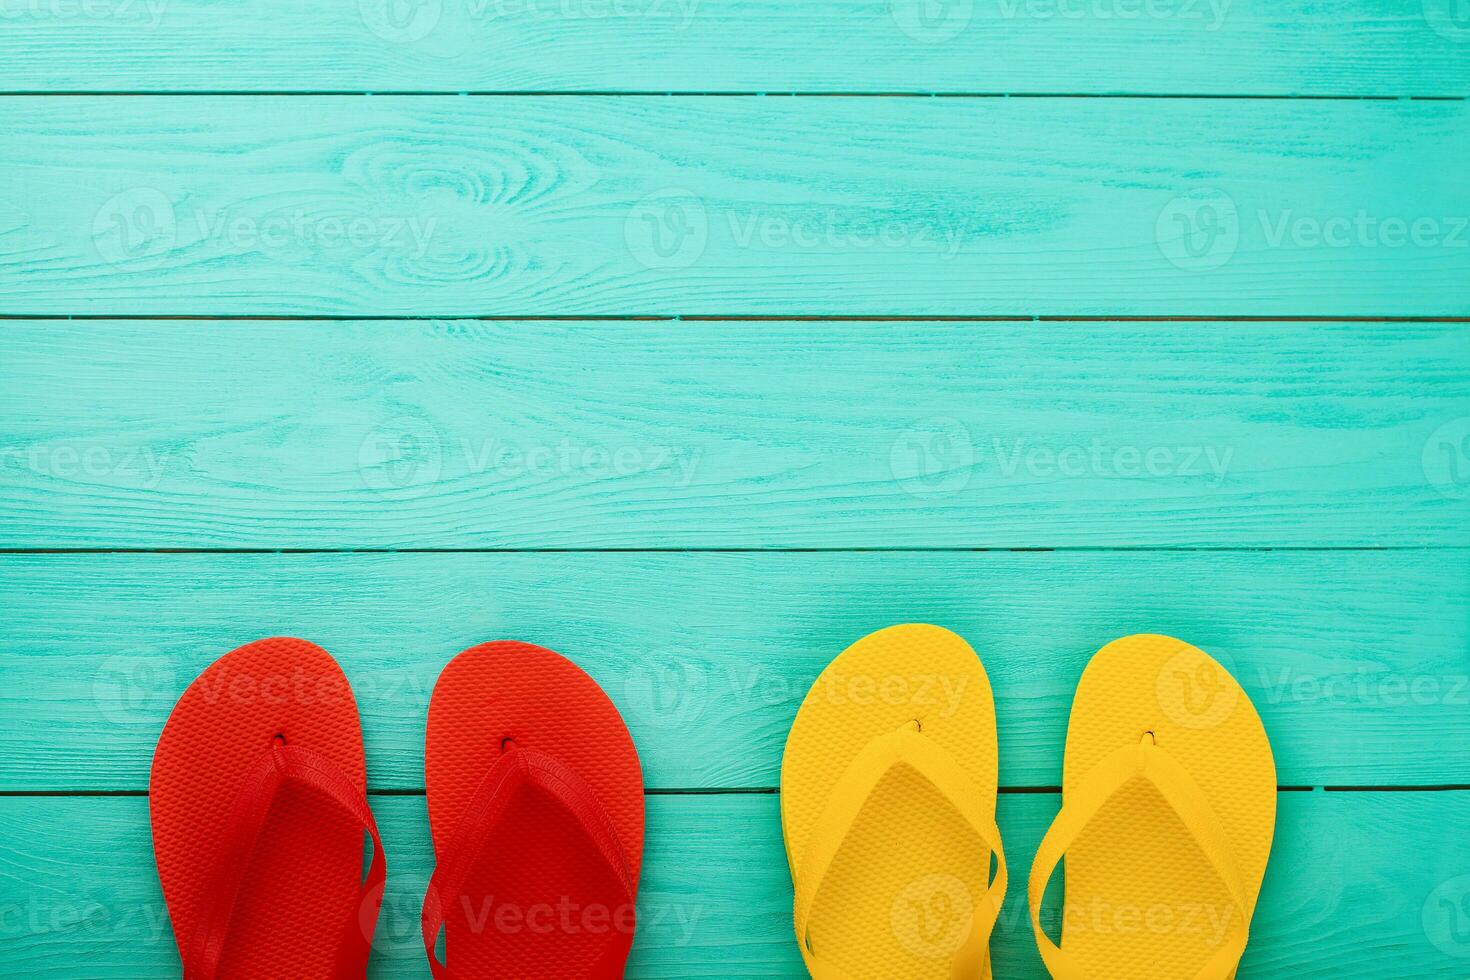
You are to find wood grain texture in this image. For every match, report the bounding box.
[2,551,1466,791]
[1,98,1467,316]
[0,791,1465,977]
[0,0,1466,95]
[2,320,1468,550]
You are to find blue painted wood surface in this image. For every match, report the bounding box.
[0,2,1466,976]
[1,99,1466,316]
[1,0,1466,95]
[2,321,1466,549]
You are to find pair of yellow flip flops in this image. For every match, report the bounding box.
[781,625,1275,979]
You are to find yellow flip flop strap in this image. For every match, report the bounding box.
[793,722,1008,980]
[1027,735,1252,980]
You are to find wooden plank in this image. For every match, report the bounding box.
[1,551,1465,791]
[2,321,1468,550]
[0,0,1465,96]
[1,98,1466,317]
[0,791,1464,976]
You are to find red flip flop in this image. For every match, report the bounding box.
[420,641,645,979]
[149,637,386,980]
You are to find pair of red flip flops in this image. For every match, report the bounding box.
[149,637,644,979]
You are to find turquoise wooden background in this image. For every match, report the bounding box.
[1,2,1468,977]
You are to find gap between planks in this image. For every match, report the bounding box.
[2,315,1469,323]
[0,92,1464,100]
[5,546,1468,555]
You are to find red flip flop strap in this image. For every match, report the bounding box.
[184,742,386,980]
[421,745,637,980]
[523,750,637,980]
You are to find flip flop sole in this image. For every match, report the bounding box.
[149,637,368,980]
[1058,634,1276,979]
[781,623,1000,979]
[425,641,644,978]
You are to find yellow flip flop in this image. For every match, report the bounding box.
[781,624,1007,979]
[1029,634,1276,979]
